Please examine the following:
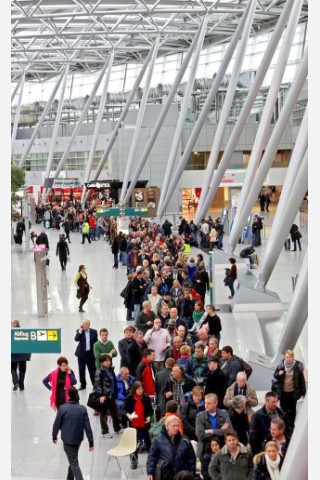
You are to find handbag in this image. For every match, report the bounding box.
[87,392,114,412]
[154,459,175,480]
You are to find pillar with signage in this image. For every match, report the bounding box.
[34,245,48,317]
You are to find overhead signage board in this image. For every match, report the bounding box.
[96,207,149,218]
[85,180,111,189]
[52,178,81,188]
[11,328,61,354]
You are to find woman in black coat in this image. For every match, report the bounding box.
[289,224,302,251]
[192,266,210,304]
[123,380,153,468]
[111,234,120,268]
[56,234,70,271]
[253,441,284,479]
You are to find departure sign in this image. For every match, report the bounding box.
[11,328,61,354]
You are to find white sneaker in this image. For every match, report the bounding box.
[101,432,113,438]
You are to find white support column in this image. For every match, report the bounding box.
[122,23,205,205]
[272,248,308,365]
[193,0,294,225]
[157,1,252,218]
[157,17,208,214]
[82,44,157,206]
[279,392,308,479]
[81,50,115,204]
[255,108,307,291]
[223,49,307,259]
[18,69,66,168]
[194,0,257,224]
[42,64,70,202]
[11,72,25,156]
[120,37,160,201]
[53,56,110,179]
[11,77,22,104]
[226,0,304,252]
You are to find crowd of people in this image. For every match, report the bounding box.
[11,204,307,479]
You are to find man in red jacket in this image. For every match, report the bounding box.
[88,214,98,241]
[136,349,156,397]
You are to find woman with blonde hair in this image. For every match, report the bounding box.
[273,349,306,431]
[253,441,283,479]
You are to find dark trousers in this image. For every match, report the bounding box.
[65,230,71,242]
[63,443,83,480]
[79,292,89,310]
[77,352,95,387]
[100,400,121,434]
[293,238,301,251]
[11,361,26,388]
[59,256,67,270]
[81,234,91,244]
[280,392,298,431]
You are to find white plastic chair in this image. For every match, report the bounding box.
[104,427,143,479]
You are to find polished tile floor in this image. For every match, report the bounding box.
[11,207,308,479]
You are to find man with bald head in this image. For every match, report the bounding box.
[74,319,98,390]
[164,307,187,330]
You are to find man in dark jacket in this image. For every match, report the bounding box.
[74,319,98,390]
[52,387,94,480]
[118,326,136,368]
[220,346,243,387]
[204,355,227,408]
[184,342,209,384]
[136,349,156,397]
[155,357,175,417]
[249,391,286,455]
[147,416,196,479]
[127,330,148,376]
[162,219,173,238]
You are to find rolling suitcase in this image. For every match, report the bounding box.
[284,238,291,250]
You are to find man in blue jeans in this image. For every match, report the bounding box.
[52,387,94,480]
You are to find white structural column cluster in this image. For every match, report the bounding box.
[81,50,115,203]
[226,0,304,251]
[18,69,66,168]
[53,55,112,179]
[192,0,294,225]
[272,247,308,366]
[157,17,208,213]
[255,107,307,292]
[11,72,25,156]
[122,23,205,205]
[157,0,253,219]
[81,44,158,206]
[42,64,70,201]
[225,48,307,261]
[194,0,257,223]
[120,37,160,202]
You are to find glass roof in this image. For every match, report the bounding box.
[11,0,308,83]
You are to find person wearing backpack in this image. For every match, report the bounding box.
[220,346,244,387]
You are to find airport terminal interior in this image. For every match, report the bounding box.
[10,1,310,479]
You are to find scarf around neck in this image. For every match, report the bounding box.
[49,368,72,411]
[265,454,281,480]
[284,359,296,373]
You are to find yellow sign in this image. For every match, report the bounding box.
[48,330,59,341]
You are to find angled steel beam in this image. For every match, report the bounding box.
[191,0,293,225]
[122,23,204,205]
[272,247,308,366]
[226,49,307,269]
[226,0,304,252]
[279,392,308,479]
[157,16,208,214]
[11,72,25,156]
[82,43,158,205]
[120,37,160,201]
[255,107,308,291]
[80,50,115,205]
[11,76,23,104]
[158,1,251,218]
[194,0,257,224]
[42,64,70,202]
[53,55,110,178]
[18,68,65,167]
